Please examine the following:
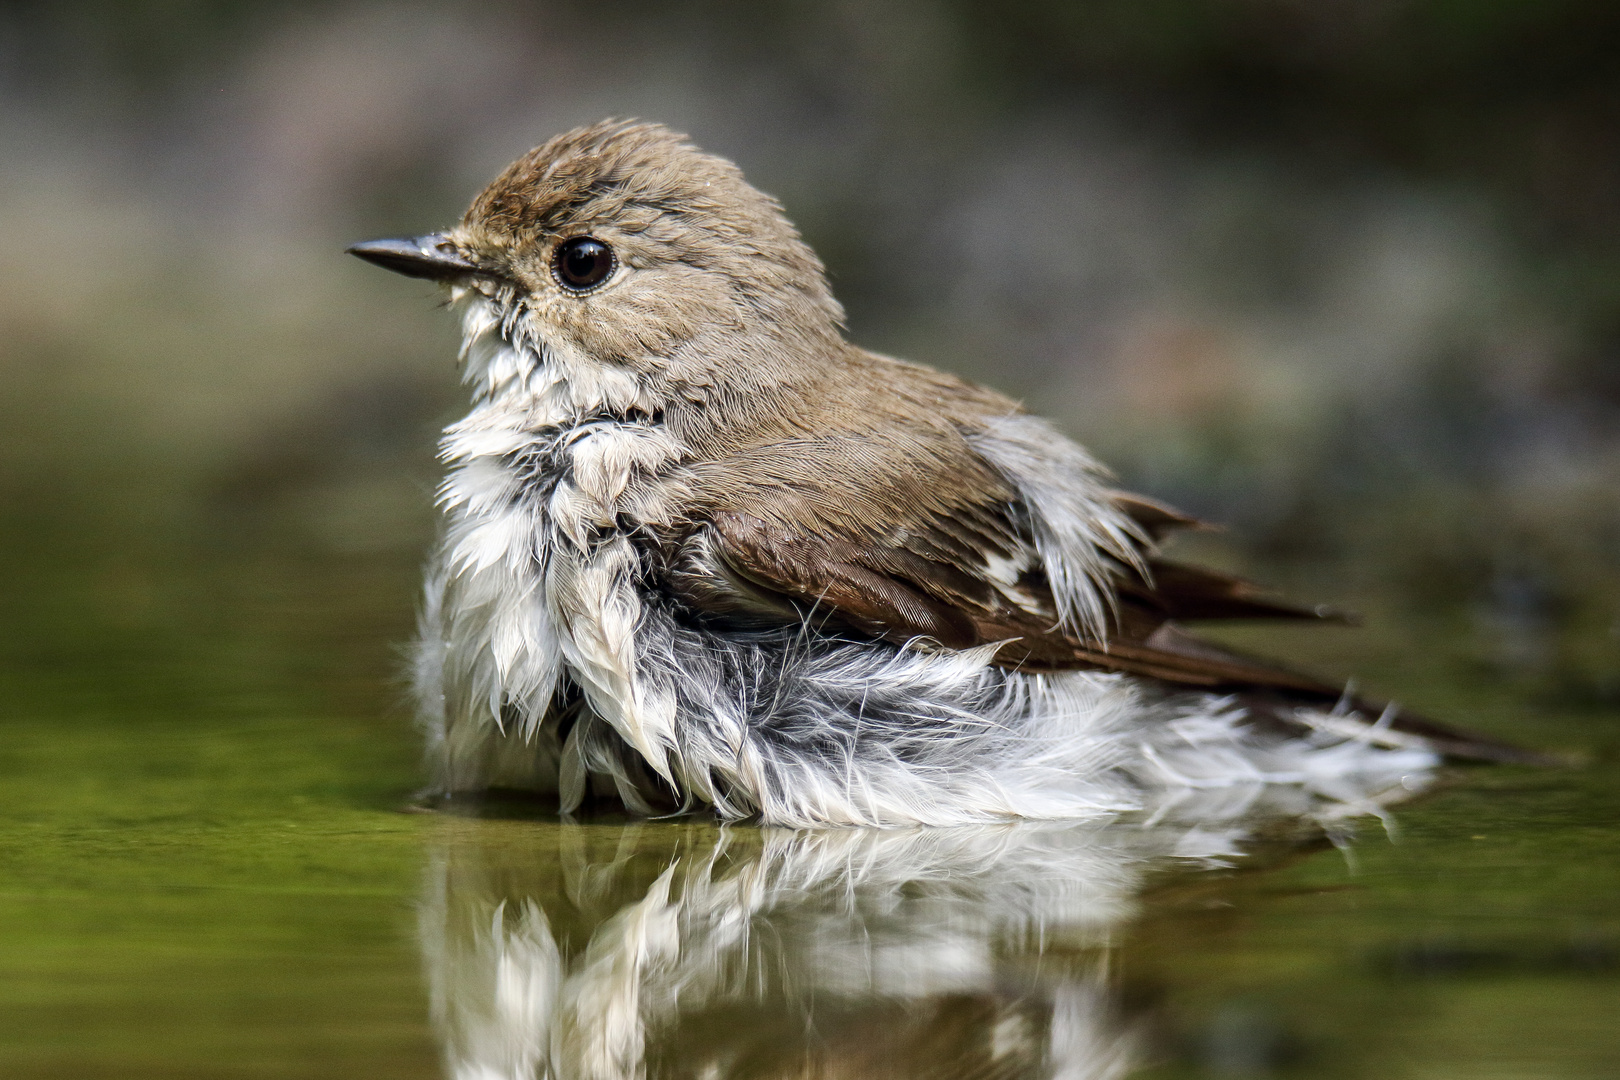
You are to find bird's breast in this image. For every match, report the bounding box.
[444,412,686,556]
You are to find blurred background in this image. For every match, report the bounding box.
[1,0,1617,709]
[3,6,1619,1075]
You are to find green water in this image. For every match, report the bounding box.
[1,540,1616,1079]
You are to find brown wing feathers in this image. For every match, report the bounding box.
[667,459,1552,763]
[1108,492,1352,625]
[659,368,1540,769]
[704,508,985,648]
[678,467,1345,674]
[677,486,1337,692]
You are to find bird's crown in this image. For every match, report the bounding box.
[461,120,842,333]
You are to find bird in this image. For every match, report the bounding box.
[348,119,1533,827]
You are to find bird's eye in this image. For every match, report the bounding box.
[553,236,616,292]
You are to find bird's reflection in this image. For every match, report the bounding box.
[419,785,1415,1080]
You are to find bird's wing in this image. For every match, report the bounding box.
[665,437,1342,691]
[665,458,1051,652]
[662,440,1550,764]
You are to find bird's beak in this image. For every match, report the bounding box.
[346,233,484,281]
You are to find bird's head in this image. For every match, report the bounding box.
[349,120,846,402]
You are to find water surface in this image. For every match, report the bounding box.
[1,542,1615,1078]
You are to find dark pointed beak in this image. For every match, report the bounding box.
[346,233,483,280]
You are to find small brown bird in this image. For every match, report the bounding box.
[350,120,1525,826]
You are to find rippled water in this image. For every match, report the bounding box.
[1,541,1615,1078]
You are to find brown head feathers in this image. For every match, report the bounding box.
[451,120,846,377]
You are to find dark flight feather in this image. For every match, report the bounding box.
[662,469,1545,765]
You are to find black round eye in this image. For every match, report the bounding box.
[553,236,615,292]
